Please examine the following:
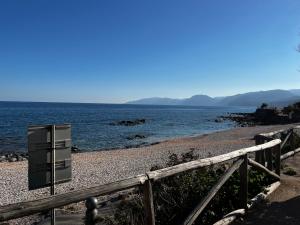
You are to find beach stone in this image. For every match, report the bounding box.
[17,156,25,161]
[71,145,80,153]
[8,157,17,162]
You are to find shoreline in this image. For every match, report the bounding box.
[0,125,238,162]
[0,123,298,209]
[1,124,298,225]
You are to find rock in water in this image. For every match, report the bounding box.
[126,134,147,140]
[110,119,146,126]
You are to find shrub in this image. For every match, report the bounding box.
[283,167,297,176]
[102,151,276,225]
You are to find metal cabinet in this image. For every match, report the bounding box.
[28,124,72,190]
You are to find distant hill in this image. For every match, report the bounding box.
[126,89,300,107]
[289,89,300,96]
[270,96,300,107]
[182,95,216,106]
[220,90,297,107]
[127,97,182,105]
[127,95,217,106]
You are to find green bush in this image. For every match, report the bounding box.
[102,151,276,225]
[280,131,300,155]
[283,167,297,176]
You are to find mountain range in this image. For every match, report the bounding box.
[127,89,300,107]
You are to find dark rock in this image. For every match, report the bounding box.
[126,134,146,140]
[21,153,28,159]
[221,103,300,126]
[8,157,17,162]
[0,152,28,163]
[16,155,22,161]
[71,145,80,153]
[214,118,224,123]
[150,142,160,146]
[125,142,148,149]
[110,119,146,126]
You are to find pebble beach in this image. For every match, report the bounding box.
[0,124,296,209]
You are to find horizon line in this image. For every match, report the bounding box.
[0,88,298,105]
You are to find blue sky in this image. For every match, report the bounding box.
[0,0,300,103]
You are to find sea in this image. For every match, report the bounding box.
[0,101,254,153]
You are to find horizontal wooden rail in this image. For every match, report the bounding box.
[0,139,281,222]
[147,139,281,181]
[259,125,300,140]
[259,128,292,139]
[0,174,147,221]
[281,147,300,160]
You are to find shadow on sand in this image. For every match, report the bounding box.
[237,195,300,225]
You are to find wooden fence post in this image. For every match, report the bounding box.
[290,129,295,151]
[274,144,281,176]
[239,154,248,209]
[143,179,155,225]
[255,135,266,165]
[255,135,260,163]
[266,147,273,171]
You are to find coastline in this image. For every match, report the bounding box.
[0,125,237,162]
[0,123,297,209]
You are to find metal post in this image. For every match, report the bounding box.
[51,125,56,225]
[85,197,98,225]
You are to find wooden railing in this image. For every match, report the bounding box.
[0,125,299,225]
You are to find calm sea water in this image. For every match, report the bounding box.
[0,102,254,153]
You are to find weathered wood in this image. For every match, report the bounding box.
[265,148,273,171]
[0,174,148,222]
[214,181,281,225]
[248,181,280,209]
[281,147,300,160]
[275,144,281,176]
[213,209,246,225]
[0,140,281,222]
[239,154,248,209]
[259,128,288,138]
[255,135,262,163]
[147,139,281,181]
[255,135,266,165]
[281,130,292,149]
[248,159,280,180]
[183,159,243,225]
[143,179,155,225]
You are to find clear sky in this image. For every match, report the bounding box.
[0,0,300,103]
